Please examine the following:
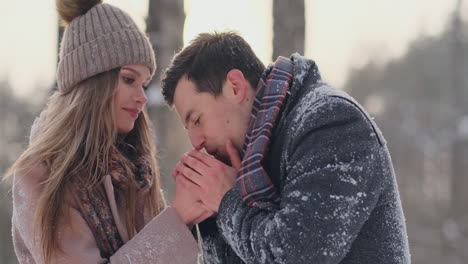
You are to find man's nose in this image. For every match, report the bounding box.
[188,131,205,151]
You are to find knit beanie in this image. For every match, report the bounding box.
[56,0,156,94]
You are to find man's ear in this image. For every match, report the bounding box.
[225,69,248,104]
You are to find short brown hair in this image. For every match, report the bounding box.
[161,31,265,105]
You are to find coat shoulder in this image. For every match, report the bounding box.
[284,82,386,147]
[13,162,49,190]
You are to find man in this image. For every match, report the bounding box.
[161,31,410,263]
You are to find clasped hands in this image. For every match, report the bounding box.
[171,140,241,228]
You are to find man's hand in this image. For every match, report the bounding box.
[171,169,214,228]
[175,140,241,213]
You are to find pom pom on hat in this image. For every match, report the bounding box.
[56,0,103,25]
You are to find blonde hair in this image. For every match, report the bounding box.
[4,69,164,263]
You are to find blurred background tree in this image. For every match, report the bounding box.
[145,0,191,201]
[346,2,468,262]
[272,0,305,60]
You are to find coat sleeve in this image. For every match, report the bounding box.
[198,216,245,264]
[12,165,199,264]
[214,96,388,264]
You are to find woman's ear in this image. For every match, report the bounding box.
[225,69,248,104]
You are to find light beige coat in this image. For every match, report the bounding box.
[12,163,199,264]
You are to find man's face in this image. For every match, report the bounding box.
[173,75,249,164]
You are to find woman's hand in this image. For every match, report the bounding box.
[174,140,241,213]
[171,169,214,229]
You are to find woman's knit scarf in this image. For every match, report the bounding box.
[71,146,153,259]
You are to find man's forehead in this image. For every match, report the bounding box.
[174,78,195,106]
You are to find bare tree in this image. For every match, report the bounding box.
[449,0,468,261]
[272,0,305,60]
[450,0,465,109]
[146,0,191,200]
[146,0,185,85]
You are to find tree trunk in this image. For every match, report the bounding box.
[146,0,190,200]
[272,0,305,60]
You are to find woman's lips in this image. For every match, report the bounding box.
[123,108,139,119]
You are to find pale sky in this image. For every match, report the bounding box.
[0,0,466,98]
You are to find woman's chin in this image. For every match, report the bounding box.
[117,123,134,134]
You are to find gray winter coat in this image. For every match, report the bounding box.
[198,55,411,264]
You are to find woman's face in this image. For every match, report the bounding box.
[114,64,151,133]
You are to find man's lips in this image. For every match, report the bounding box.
[211,150,226,162]
[205,148,221,160]
[207,148,217,157]
[123,108,140,118]
[204,149,230,165]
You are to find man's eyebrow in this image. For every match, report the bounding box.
[184,110,194,128]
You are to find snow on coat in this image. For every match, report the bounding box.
[198,54,411,264]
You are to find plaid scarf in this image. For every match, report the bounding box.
[236,56,294,209]
[71,146,153,259]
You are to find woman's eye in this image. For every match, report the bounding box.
[194,117,200,126]
[122,76,135,84]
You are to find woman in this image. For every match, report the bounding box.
[4,0,211,263]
